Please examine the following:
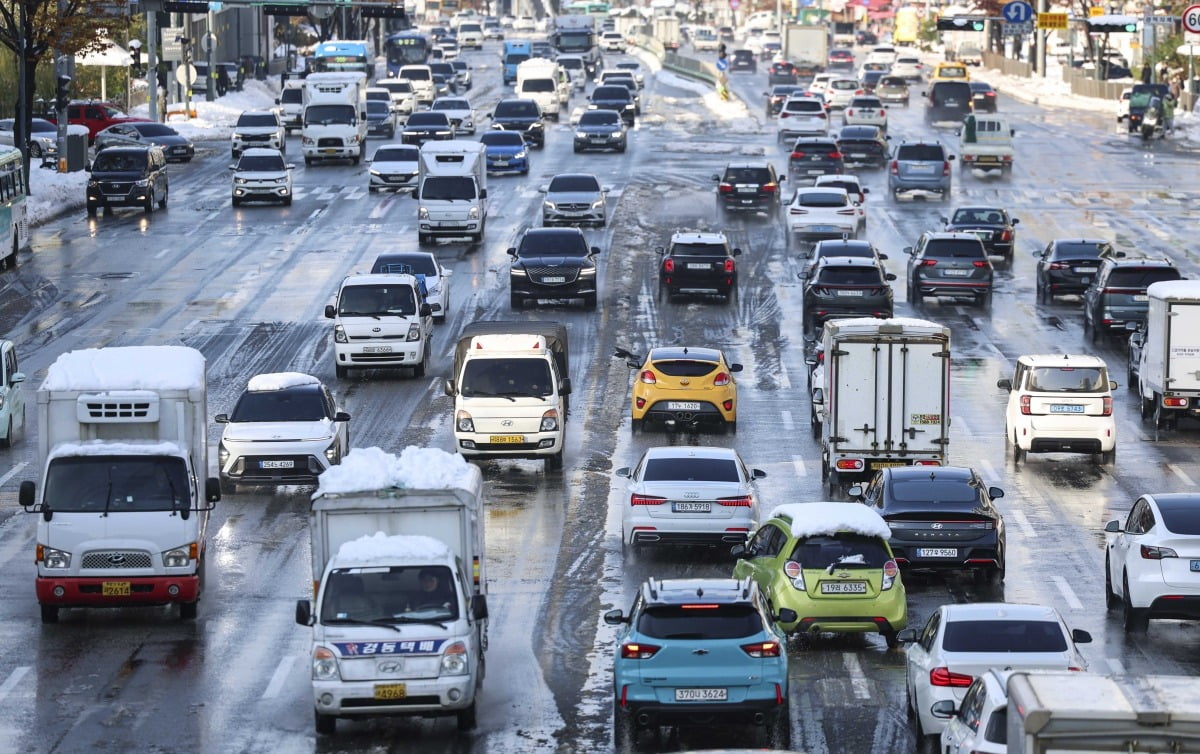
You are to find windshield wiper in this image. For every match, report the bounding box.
[102,467,115,518]
[465,389,516,401]
[160,465,181,515]
[387,615,449,629]
[322,616,404,632]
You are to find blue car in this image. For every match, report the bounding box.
[604,577,793,750]
[478,130,529,174]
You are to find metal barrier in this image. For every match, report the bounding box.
[981,50,1032,78]
[631,34,719,87]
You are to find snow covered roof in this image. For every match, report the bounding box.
[42,346,205,392]
[316,445,479,496]
[770,502,892,540]
[1148,280,1200,301]
[246,372,320,392]
[334,532,451,564]
[825,317,949,337]
[49,440,186,459]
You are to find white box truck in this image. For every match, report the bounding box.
[324,272,436,380]
[296,446,488,735]
[302,72,369,166]
[413,140,488,246]
[812,318,951,495]
[1132,280,1200,428]
[18,346,221,624]
[1006,672,1200,753]
[784,24,828,69]
[654,15,681,51]
[444,321,570,471]
[515,58,564,121]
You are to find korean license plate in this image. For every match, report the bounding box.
[322,148,338,154]
[812,225,836,232]
[1050,404,1085,413]
[1075,266,1098,273]
[489,435,525,444]
[943,269,971,276]
[666,401,703,411]
[820,582,867,594]
[835,289,864,296]
[675,688,727,701]
[871,461,906,469]
[542,276,567,283]
[849,152,867,158]
[494,159,509,166]
[363,345,394,353]
[261,460,295,469]
[737,186,756,193]
[912,164,936,174]
[917,548,958,558]
[672,501,712,513]
[373,683,407,700]
[973,231,991,240]
[687,263,710,270]
[1133,295,1149,302]
[102,581,131,596]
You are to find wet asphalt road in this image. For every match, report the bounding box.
[0,39,1199,754]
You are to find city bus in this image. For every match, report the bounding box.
[313,40,374,78]
[0,146,28,268]
[384,32,431,77]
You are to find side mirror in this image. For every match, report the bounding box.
[939,216,949,224]
[538,186,548,193]
[334,411,351,422]
[560,377,572,396]
[931,700,957,719]
[1116,251,1126,258]
[947,154,956,161]
[895,628,918,643]
[996,378,1012,391]
[429,303,442,313]
[1012,218,1020,225]
[776,607,797,624]
[479,188,487,198]
[295,599,313,626]
[506,247,517,256]
[1109,380,1118,390]
[730,543,746,558]
[590,246,601,255]
[655,246,665,255]
[1104,519,1121,533]
[812,387,824,405]
[986,486,1004,500]
[419,303,432,317]
[274,98,281,105]
[730,363,743,373]
[885,273,897,281]
[1125,321,1139,332]
[752,468,767,479]
[214,413,230,423]
[603,609,627,625]
[411,189,419,199]
[444,379,456,397]
[205,477,221,503]
[1010,128,1016,136]
[711,174,721,181]
[19,480,34,507]
[615,467,630,478]
[904,246,914,255]
[472,594,489,620]
[733,248,742,256]
[848,484,864,498]
[286,164,296,170]
[10,372,23,384]
[324,304,336,319]
[1072,628,1093,644]
[228,165,237,170]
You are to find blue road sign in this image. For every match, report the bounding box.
[1003,1,1034,23]
[716,57,729,72]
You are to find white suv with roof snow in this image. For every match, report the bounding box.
[997,354,1117,464]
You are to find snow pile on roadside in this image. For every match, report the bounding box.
[128,79,280,142]
[655,68,757,132]
[28,167,88,226]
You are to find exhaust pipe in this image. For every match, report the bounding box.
[752,712,766,726]
[636,713,650,727]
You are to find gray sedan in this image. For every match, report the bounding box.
[94,122,195,162]
[541,173,610,227]
[0,118,59,158]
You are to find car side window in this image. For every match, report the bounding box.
[919,610,940,652]
[747,525,775,557]
[86,107,102,119]
[1012,362,1026,391]
[1139,502,1157,533]
[864,474,884,508]
[1125,499,1147,534]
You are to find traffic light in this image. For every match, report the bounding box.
[131,46,143,76]
[936,17,986,32]
[55,75,71,111]
[1087,19,1138,33]
[360,5,408,18]
[163,1,210,12]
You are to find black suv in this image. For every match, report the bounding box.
[905,231,994,307]
[1034,239,1124,303]
[802,256,895,332]
[489,98,545,148]
[1083,257,1181,341]
[924,80,973,124]
[767,61,799,86]
[86,145,169,216]
[730,49,758,73]
[836,125,889,168]
[801,238,889,279]
[787,136,844,186]
[713,162,783,215]
[588,85,636,124]
[658,231,741,303]
[764,84,805,118]
[508,227,601,309]
[941,206,1019,262]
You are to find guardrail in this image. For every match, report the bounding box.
[631,34,720,87]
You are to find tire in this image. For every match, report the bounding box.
[1036,278,1049,304]
[613,700,638,752]
[352,152,361,166]
[1088,315,1100,343]
[304,156,313,166]
[314,710,336,735]
[766,705,791,748]
[545,451,564,471]
[1123,574,1149,633]
[1141,394,1153,421]
[87,204,97,217]
[810,408,820,439]
[232,197,241,207]
[159,189,168,209]
[219,477,239,496]
[456,701,477,731]
[583,293,597,309]
[369,186,377,193]
[144,189,155,213]
[30,143,41,158]
[40,604,59,624]
[825,469,840,499]
[414,343,428,378]
[1011,432,1024,464]
[510,292,522,310]
[979,291,992,309]
[335,364,348,379]
[1105,554,1120,610]
[180,599,198,620]
[630,418,642,434]
[0,416,10,448]
[883,630,900,649]
[283,195,292,206]
[418,233,431,247]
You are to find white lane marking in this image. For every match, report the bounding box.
[779,362,791,390]
[0,667,30,702]
[261,655,297,699]
[978,459,999,483]
[843,653,870,699]
[792,456,807,478]
[1010,510,1037,539]
[1107,657,1125,674]
[0,461,27,488]
[1169,464,1196,486]
[1052,575,1084,610]
[154,248,171,259]
[781,410,794,431]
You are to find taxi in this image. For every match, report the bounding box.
[930,61,970,82]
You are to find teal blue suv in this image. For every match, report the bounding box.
[604,577,794,751]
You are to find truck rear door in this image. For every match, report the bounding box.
[1166,302,1200,392]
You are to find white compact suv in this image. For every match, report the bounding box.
[231,110,285,157]
[215,373,350,493]
[997,354,1117,464]
[231,147,293,206]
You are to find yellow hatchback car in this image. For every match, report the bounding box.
[930,62,970,82]
[615,346,741,434]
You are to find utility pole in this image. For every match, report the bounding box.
[206,8,216,100]
[55,0,73,173]
[148,9,160,120]
[15,0,28,182]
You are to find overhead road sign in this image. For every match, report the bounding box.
[1003,1,1033,24]
[163,1,210,11]
[1003,21,1033,36]
[1037,12,1067,30]
[261,2,310,14]
[360,4,407,18]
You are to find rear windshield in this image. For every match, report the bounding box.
[548,175,600,192]
[642,457,739,483]
[637,604,763,640]
[898,145,945,161]
[650,359,718,377]
[521,79,555,92]
[931,84,971,103]
[723,167,772,183]
[941,620,1068,652]
[671,243,728,257]
[593,86,630,100]
[374,146,418,162]
[889,481,979,503]
[381,81,413,93]
[400,67,431,81]
[495,101,539,117]
[879,77,906,86]
[1052,242,1110,259]
[280,88,303,103]
[800,192,849,207]
[830,79,858,90]
[789,533,890,569]
[815,267,884,286]
[1157,502,1200,535]
[953,209,1006,224]
[1106,268,1180,288]
[785,100,823,113]
[373,255,436,275]
[925,240,985,259]
[1028,366,1107,392]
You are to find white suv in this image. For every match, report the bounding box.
[325,273,436,379]
[997,354,1117,464]
[231,147,293,207]
[936,669,1012,754]
[776,96,829,142]
[231,109,285,157]
[215,373,350,493]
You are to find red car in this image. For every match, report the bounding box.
[47,101,153,143]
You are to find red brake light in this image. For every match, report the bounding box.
[791,151,806,159]
[763,182,777,193]
[920,259,937,267]
[724,258,735,273]
[630,494,666,506]
[713,371,731,386]
[639,370,657,384]
[718,183,733,193]
[1020,395,1031,415]
[1102,396,1113,416]
[846,108,854,116]
[718,495,752,507]
[1141,544,1178,559]
[930,667,973,688]
[829,151,842,160]
[1000,230,1013,241]
[780,111,791,119]
[1048,262,1067,270]
[663,258,674,273]
[889,160,898,174]
[742,641,781,658]
[973,260,989,268]
[621,642,660,659]
[942,161,951,176]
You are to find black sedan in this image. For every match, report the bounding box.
[941,206,1019,262]
[508,227,601,309]
[730,49,757,73]
[764,84,806,118]
[849,465,1006,583]
[835,125,889,168]
[969,81,998,112]
[401,112,455,145]
[93,122,194,162]
[1033,238,1124,303]
[767,61,799,86]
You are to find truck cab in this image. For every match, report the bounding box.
[325,272,436,379]
[413,140,488,245]
[502,41,532,85]
[302,72,368,165]
[515,59,565,120]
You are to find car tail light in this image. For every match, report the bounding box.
[639,370,656,384]
[817,112,827,119]
[973,260,989,268]
[663,258,674,273]
[1020,395,1031,415]
[635,396,645,409]
[1102,397,1113,416]
[780,111,791,119]
[845,108,855,117]
[829,151,843,160]
[915,459,942,466]
[763,182,777,193]
[718,495,752,508]
[724,259,735,273]
[930,667,974,688]
[723,399,734,411]
[621,642,660,659]
[713,371,731,386]
[1048,262,1067,270]
[942,161,951,176]
[783,560,806,591]
[890,160,898,175]
[791,151,806,159]
[920,259,937,267]
[741,641,782,658]
[855,89,864,95]
[881,559,899,590]
[835,458,864,471]
[790,207,808,215]
[1164,396,1188,408]
[1000,230,1013,241]
[837,209,856,216]
[1141,544,1178,559]
[718,182,734,193]
[631,494,666,506]
[985,92,996,98]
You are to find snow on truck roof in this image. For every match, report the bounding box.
[824,317,948,336]
[769,502,892,540]
[42,346,205,392]
[50,440,186,458]
[316,445,479,496]
[335,532,451,564]
[1148,280,1200,300]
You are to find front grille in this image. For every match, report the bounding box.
[351,353,409,363]
[473,441,543,451]
[317,137,342,148]
[102,182,133,194]
[342,696,441,709]
[241,134,270,142]
[554,203,591,212]
[81,551,154,569]
[528,267,579,285]
[348,334,409,341]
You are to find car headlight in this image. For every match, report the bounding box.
[440,642,469,675]
[456,410,475,432]
[134,179,150,187]
[514,151,527,160]
[334,324,347,343]
[218,442,229,465]
[468,206,480,219]
[509,265,527,277]
[540,408,560,432]
[274,177,287,185]
[575,130,587,139]
[407,323,422,341]
[463,119,473,128]
[162,546,192,567]
[324,441,341,464]
[87,179,98,188]
[418,207,429,219]
[437,130,451,136]
[234,177,248,185]
[611,131,624,138]
[591,198,605,208]
[41,546,71,569]
[302,137,314,146]
[578,265,596,277]
[231,134,242,142]
[312,646,341,680]
[543,201,556,211]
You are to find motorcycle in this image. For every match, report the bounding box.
[1141,97,1164,141]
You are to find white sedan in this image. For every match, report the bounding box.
[813,174,869,230]
[899,603,1092,744]
[616,446,765,554]
[429,96,477,135]
[785,186,860,243]
[842,96,888,131]
[1105,492,1200,632]
[367,144,420,193]
[370,250,452,323]
[823,76,862,109]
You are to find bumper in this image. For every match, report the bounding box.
[891,542,1001,571]
[367,124,395,136]
[639,400,733,427]
[165,146,194,161]
[233,139,281,154]
[313,675,476,718]
[626,526,751,547]
[543,208,606,225]
[891,179,951,194]
[303,144,362,158]
[456,431,562,460]
[661,276,737,297]
[88,187,154,208]
[37,574,200,607]
[781,605,906,636]
[789,222,858,240]
[720,196,775,212]
[335,341,424,368]
[222,453,330,486]
[807,306,892,326]
[618,695,785,728]
[511,280,597,299]
[420,219,483,236]
[233,185,291,200]
[485,156,529,173]
[1018,418,1115,453]
[369,174,418,190]
[574,135,626,151]
[914,280,989,298]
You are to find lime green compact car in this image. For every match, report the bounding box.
[732,502,907,647]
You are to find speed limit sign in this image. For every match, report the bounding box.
[1184,4,1200,33]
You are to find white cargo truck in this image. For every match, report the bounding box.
[1131,280,1200,428]
[444,321,570,471]
[515,58,564,121]
[551,15,601,74]
[302,72,369,166]
[1006,672,1200,754]
[812,318,951,495]
[653,15,681,51]
[959,114,1016,173]
[324,272,436,379]
[296,445,488,735]
[19,346,221,624]
[413,140,488,246]
[277,78,306,134]
[784,25,828,69]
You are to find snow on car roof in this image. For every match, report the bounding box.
[317,445,479,495]
[770,502,891,539]
[43,346,205,391]
[246,372,320,392]
[335,532,450,563]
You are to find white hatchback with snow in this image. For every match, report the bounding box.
[842,96,888,131]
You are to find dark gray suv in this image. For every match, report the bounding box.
[888,140,954,199]
[787,136,844,186]
[905,231,993,307]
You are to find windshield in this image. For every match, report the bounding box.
[280,88,303,103]
[374,146,418,162]
[593,86,629,101]
[519,231,588,256]
[433,99,469,111]
[548,175,600,192]
[44,456,190,513]
[1028,366,1106,392]
[237,114,277,127]
[421,175,477,200]
[304,104,355,126]
[505,53,531,65]
[408,113,448,127]
[230,387,327,422]
[237,155,285,171]
[815,267,883,286]
[400,67,431,81]
[637,604,763,640]
[643,457,739,482]
[579,112,619,127]
[91,152,144,171]
[800,192,849,208]
[338,283,418,317]
[927,241,985,259]
[496,101,538,117]
[556,31,594,51]
[381,81,413,93]
[942,620,1068,652]
[374,255,436,275]
[521,79,555,93]
[321,565,459,623]
[480,131,524,146]
[461,358,553,397]
[133,123,177,137]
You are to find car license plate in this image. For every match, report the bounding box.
[489,435,525,444]
[820,582,867,594]
[363,345,394,353]
[261,459,295,469]
[373,683,407,700]
[494,159,509,166]
[666,401,703,411]
[1134,294,1149,302]
[943,269,971,276]
[686,263,710,270]
[973,231,991,240]
[1050,404,1085,413]
[675,688,727,701]
[872,461,906,469]
[850,152,867,158]
[945,99,960,106]
[1076,266,1098,273]
[737,186,756,193]
[836,289,864,296]
[978,156,999,163]
[912,164,935,174]
[102,581,131,596]
[916,548,958,558]
[812,225,837,232]
[322,148,338,154]
[806,169,824,175]
[542,276,567,283]
[672,501,712,513]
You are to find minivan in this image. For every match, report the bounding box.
[925,81,973,125]
[86,145,169,216]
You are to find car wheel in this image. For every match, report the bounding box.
[232,196,241,207]
[1122,574,1149,633]
[180,600,198,620]
[1105,553,1120,610]
[144,189,154,213]
[283,195,292,206]
[314,710,336,735]
[545,451,564,471]
[883,630,900,649]
[40,604,59,624]
[979,291,992,308]
[87,204,97,217]
[1011,431,1025,464]
[335,364,348,379]
[414,350,427,379]
[219,476,239,496]
[455,700,477,731]
[583,293,597,309]
[765,704,791,748]
[630,418,642,434]
[418,233,432,247]
[304,156,313,166]
[0,417,11,449]
[1036,278,1048,304]
[1140,394,1153,420]
[159,188,168,209]
[613,699,638,752]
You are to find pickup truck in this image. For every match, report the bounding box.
[959,114,1014,174]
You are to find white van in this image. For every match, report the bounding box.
[556,54,588,91]
[515,58,565,120]
[398,64,435,105]
[325,272,436,379]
